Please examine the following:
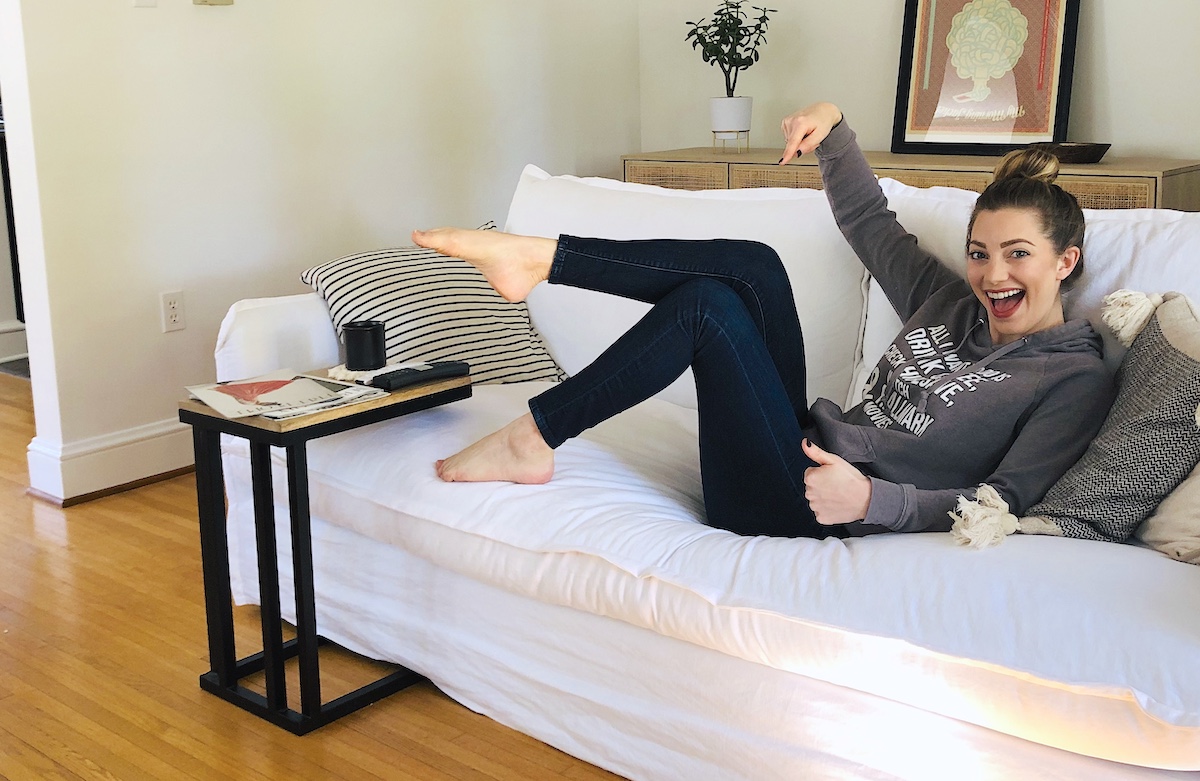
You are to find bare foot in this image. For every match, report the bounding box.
[435,413,555,484]
[411,227,555,302]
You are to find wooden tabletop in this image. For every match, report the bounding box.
[179,374,472,434]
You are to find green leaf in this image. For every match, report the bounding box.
[684,0,776,88]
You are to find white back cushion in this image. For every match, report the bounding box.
[1071,208,1200,370]
[504,165,868,410]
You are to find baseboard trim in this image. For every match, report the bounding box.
[27,417,195,502]
[27,465,195,507]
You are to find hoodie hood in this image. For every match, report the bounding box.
[1016,316,1106,357]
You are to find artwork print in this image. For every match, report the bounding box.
[892,0,1080,154]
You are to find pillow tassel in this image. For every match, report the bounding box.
[949,484,1019,549]
[1101,289,1163,348]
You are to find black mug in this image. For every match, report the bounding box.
[343,320,386,371]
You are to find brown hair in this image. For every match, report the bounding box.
[967,148,1086,290]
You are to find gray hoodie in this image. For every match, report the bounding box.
[810,121,1116,534]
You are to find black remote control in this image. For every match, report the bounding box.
[369,361,470,391]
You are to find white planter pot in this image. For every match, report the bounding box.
[709,96,753,138]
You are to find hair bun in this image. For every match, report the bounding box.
[992,148,1060,185]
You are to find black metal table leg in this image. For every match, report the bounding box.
[286,444,322,718]
[181,378,471,734]
[249,442,286,712]
[193,427,236,687]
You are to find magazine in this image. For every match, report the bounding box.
[187,370,388,419]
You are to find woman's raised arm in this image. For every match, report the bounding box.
[782,102,961,322]
[779,102,843,163]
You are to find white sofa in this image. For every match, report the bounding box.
[213,166,1200,780]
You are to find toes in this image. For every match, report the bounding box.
[412,227,457,255]
[412,229,431,247]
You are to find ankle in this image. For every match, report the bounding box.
[511,413,552,455]
[522,237,556,283]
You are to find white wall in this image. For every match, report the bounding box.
[1,0,640,500]
[639,1,1200,158]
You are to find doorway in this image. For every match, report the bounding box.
[0,92,28,378]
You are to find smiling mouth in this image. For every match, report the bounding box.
[987,290,1025,318]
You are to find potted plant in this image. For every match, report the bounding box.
[685,1,775,139]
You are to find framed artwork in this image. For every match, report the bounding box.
[891,0,1081,155]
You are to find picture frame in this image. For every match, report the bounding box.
[891,0,1081,156]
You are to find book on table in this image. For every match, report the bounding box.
[186,361,471,420]
[186,370,387,420]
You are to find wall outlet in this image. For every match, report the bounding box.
[160,291,185,333]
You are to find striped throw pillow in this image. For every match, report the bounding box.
[301,242,563,385]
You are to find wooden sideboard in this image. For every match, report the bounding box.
[622,147,1200,211]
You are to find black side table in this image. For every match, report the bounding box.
[178,373,472,735]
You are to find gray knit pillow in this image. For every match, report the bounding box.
[1022,293,1200,542]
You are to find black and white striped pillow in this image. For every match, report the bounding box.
[302,239,563,385]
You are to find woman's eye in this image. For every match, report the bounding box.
[968,250,987,261]
[1010,249,1030,259]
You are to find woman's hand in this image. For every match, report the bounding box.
[779,102,843,165]
[802,439,871,526]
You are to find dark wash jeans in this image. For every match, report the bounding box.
[527,236,843,540]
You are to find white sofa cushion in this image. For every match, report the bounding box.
[223,382,1200,769]
[1072,207,1200,370]
[504,165,868,410]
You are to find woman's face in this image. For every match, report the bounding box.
[967,208,1080,345]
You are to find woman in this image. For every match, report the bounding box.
[413,102,1115,539]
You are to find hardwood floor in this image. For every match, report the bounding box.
[0,374,622,781]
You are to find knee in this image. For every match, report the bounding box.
[740,239,783,265]
[675,278,747,322]
[721,240,789,288]
[679,277,740,306]
[747,241,789,284]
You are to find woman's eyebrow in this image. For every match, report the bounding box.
[967,237,1034,249]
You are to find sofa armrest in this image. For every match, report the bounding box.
[215,293,339,381]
